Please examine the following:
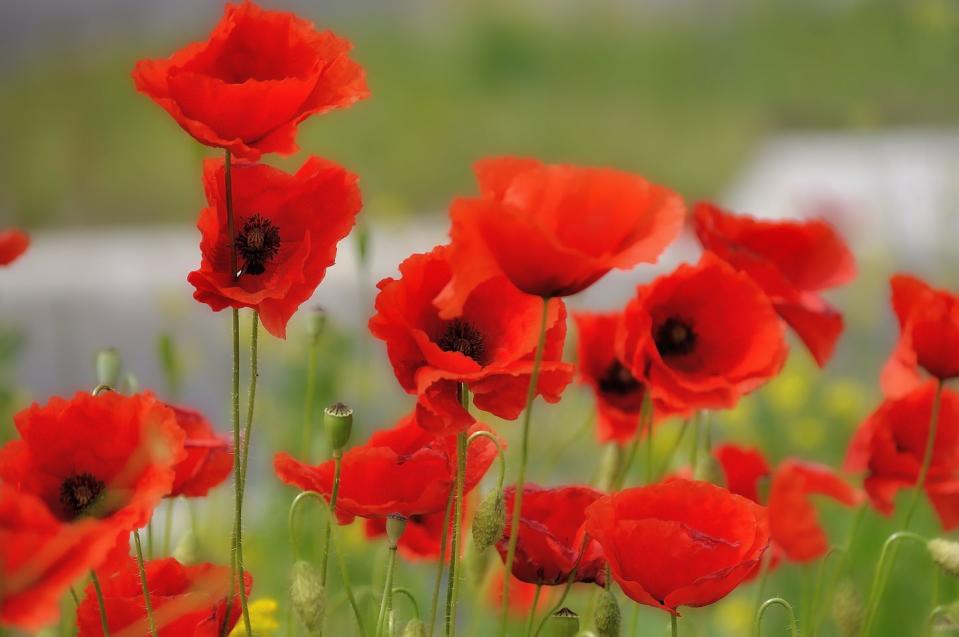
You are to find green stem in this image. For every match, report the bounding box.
[750,552,772,637]
[234,311,259,635]
[499,297,550,637]
[655,418,691,480]
[393,587,422,620]
[161,498,174,557]
[754,598,798,637]
[467,431,507,492]
[859,531,927,637]
[671,614,678,637]
[429,490,455,637]
[902,380,944,529]
[613,393,653,491]
[815,504,865,635]
[90,571,110,637]
[320,453,342,583]
[133,530,158,637]
[531,535,591,637]
[302,331,319,460]
[524,585,542,637]
[446,391,469,637]
[807,547,844,637]
[375,547,398,637]
[146,520,154,560]
[689,412,702,478]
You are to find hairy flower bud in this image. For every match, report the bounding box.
[594,589,621,637]
[402,618,427,637]
[324,402,353,452]
[545,608,580,637]
[290,560,325,632]
[831,579,863,637]
[471,489,506,553]
[928,538,959,577]
[96,347,122,389]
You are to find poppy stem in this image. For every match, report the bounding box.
[749,552,772,637]
[375,539,401,637]
[301,326,320,461]
[445,386,470,637]
[807,546,845,637]
[467,430,507,492]
[613,393,653,490]
[428,490,455,636]
[319,451,343,585]
[670,614,678,637]
[524,585,542,637]
[814,505,865,635]
[89,571,110,637]
[133,530,158,637]
[500,297,551,637]
[161,498,174,557]
[655,418,691,480]
[754,598,798,637]
[858,531,927,637]
[689,412,702,478]
[393,587,422,620]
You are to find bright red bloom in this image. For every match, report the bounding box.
[274,413,502,521]
[187,157,361,339]
[132,1,368,161]
[715,445,862,565]
[495,484,605,586]
[76,557,251,637]
[882,275,959,397]
[167,404,233,498]
[487,570,554,617]
[0,229,29,266]
[0,392,185,630]
[369,245,573,435]
[845,382,959,530]
[363,499,470,562]
[574,312,688,443]
[693,203,855,367]
[585,479,769,615]
[616,253,787,412]
[435,156,685,312]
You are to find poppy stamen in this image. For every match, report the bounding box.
[438,319,485,364]
[598,360,642,395]
[235,213,281,276]
[655,317,697,357]
[60,472,106,519]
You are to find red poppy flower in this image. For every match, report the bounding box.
[881,274,959,397]
[435,157,685,313]
[132,1,368,161]
[0,229,29,266]
[369,245,573,435]
[495,484,605,586]
[693,203,856,367]
[487,570,554,617]
[845,382,959,530]
[0,392,185,630]
[585,479,769,615]
[274,413,502,521]
[166,404,233,499]
[76,557,251,637]
[616,253,787,412]
[187,156,361,339]
[715,445,862,565]
[363,498,470,562]
[573,311,688,443]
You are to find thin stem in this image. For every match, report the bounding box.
[224,149,238,280]
[859,531,927,637]
[429,490,455,637]
[320,453,342,584]
[235,312,259,635]
[90,571,110,637]
[467,430,507,491]
[393,587,422,620]
[302,331,319,460]
[643,397,655,484]
[499,297,550,636]
[524,585,542,637]
[133,530,158,637]
[655,418,691,480]
[375,547,399,637]
[147,520,154,560]
[446,387,469,637]
[689,412,702,478]
[815,505,866,635]
[754,598,798,637]
[531,535,591,637]
[161,498,174,557]
[613,393,653,491]
[808,547,845,637]
[671,614,678,637]
[903,380,944,529]
[750,552,772,637]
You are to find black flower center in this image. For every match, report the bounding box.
[235,214,281,276]
[598,359,641,396]
[437,319,485,364]
[60,473,105,519]
[654,317,697,357]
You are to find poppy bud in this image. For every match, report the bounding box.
[172,529,199,565]
[831,579,863,637]
[594,589,621,637]
[386,515,407,548]
[324,402,353,453]
[472,489,506,553]
[290,560,326,632]
[464,537,490,588]
[930,600,959,632]
[306,307,327,341]
[596,444,623,491]
[928,538,959,577]
[402,618,427,637]
[545,608,580,637]
[96,347,122,389]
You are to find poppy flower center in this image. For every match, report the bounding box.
[235,214,281,276]
[438,319,485,364]
[655,317,697,357]
[60,472,106,519]
[598,360,642,396]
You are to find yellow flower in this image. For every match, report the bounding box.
[229,598,280,637]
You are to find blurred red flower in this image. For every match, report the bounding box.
[76,557,250,637]
[166,404,233,499]
[369,245,573,435]
[495,484,605,586]
[693,203,855,367]
[132,1,368,161]
[187,157,361,339]
[715,444,862,566]
[435,157,685,313]
[364,499,470,562]
[487,570,554,617]
[585,479,769,615]
[573,311,688,443]
[616,253,787,412]
[882,274,959,397]
[845,382,959,530]
[0,392,185,630]
[0,229,29,266]
[274,413,501,521]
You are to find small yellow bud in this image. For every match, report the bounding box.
[471,489,506,553]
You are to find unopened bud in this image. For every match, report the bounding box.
[930,600,959,633]
[306,308,327,340]
[471,490,506,553]
[464,537,490,588]
[594,589,621,637]
[386,515,407,548]
[929,538,959,577]
[831,579,863,637]
[324,402,353,452]
[290,560,326,632]
[96,347,122,389]
[546,608,580,637]
[172,530,199,565]
[402,618,427,637]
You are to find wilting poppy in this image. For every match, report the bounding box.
[369,245,573,435]
[364,499,470,561]
[187,156,361,339]
[574,311,687,443]
[693,203,855,367]
[495,484,606,586]
[845,381,959,530]
[882,274,959,397]
[0,392,185,629]
[616,252,787,412]
[274,413,501,521]
[132,1,368,161]
[715,444,862,565]
[76,557,251,637]
[435,156,685,314]
[167,404,233,498]
[0,229,29,266]
[585,479,769,614]
[487,570,554,617]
